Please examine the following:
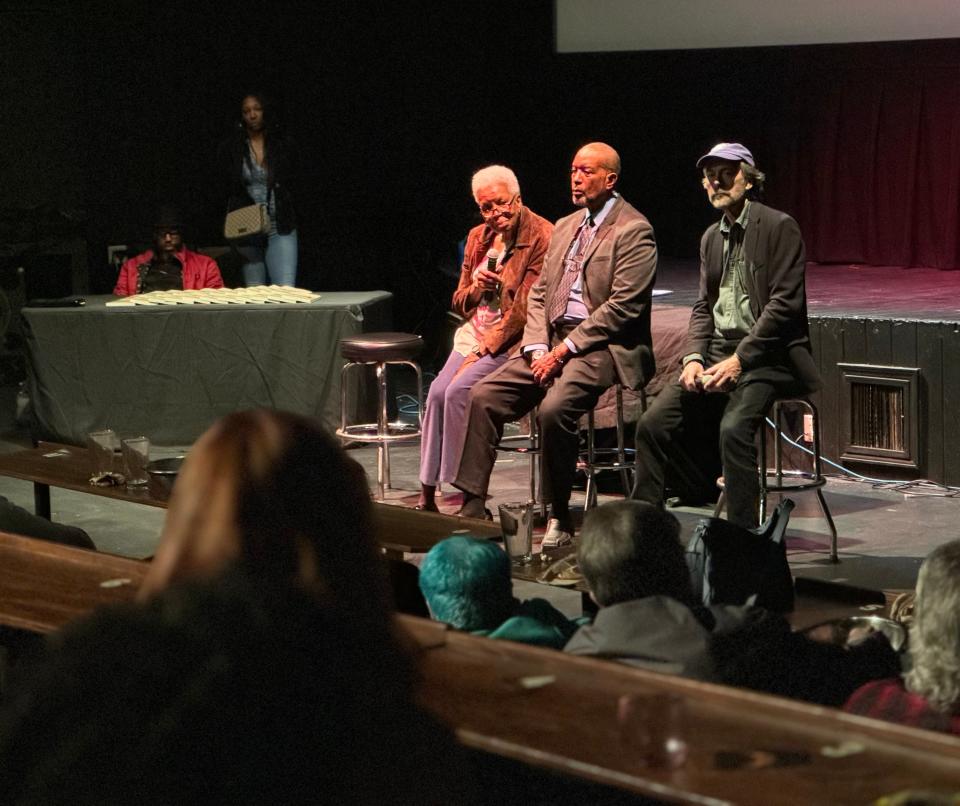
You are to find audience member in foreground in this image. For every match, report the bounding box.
[565,501,747,678]
[140,409,386,611]
[0,409,466,803]
[0,570,461,805]
[419,535,579,648]
[566,501,899,703]
[142,407,422,616]
[845,540,960,734]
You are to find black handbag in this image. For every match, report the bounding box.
[685,498,795,612]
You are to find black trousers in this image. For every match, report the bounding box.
[631,340,803,528]
[454,348,616,513]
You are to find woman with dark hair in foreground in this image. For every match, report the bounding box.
[0,410,466,804]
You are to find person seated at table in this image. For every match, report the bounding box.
[567,501,898,702]
[416,165,553,512]
[844,540,960,735]
[418,535,579,649]
[113,206,224,297]
[0,568,465,804]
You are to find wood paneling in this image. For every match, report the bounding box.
[811,315,958,486]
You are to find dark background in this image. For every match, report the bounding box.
[4,0,960,342]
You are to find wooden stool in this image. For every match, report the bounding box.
[336,332,424,500]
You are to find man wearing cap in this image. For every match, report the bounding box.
[454,142,657,547]
[114,207,224,296]
[631,143,818,528]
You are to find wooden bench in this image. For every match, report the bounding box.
[0,442,499,559]
[400,614,960,805]
[0,531,147,634]
[2,530,951,803]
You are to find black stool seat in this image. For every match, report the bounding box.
[339,332,423,363]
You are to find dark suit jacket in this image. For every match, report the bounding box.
[451,206,553,357]
[686,201,819,392]
[522,196,657,391]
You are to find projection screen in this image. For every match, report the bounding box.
[556,0,960,53]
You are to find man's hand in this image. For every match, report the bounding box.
[679,361,704,392]
[474,268,500,291]
[531,344,569,386]
[701,354,742,392]
[452,350,481,379]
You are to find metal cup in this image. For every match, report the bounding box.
[86,429,118,479]
[121,436,150,485]
[498,501,534,565]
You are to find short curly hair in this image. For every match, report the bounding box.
[471,165,520,201]
[418,536,514,631]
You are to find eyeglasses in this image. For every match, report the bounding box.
[478,195,518,218]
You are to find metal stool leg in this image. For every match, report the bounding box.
[808,400,838,563]
[584,409,598,511]
[615,385,631,495]
[375,362,389,499]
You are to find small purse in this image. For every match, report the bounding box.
[224,204,270,239]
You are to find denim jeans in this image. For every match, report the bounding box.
[237,229,298,286]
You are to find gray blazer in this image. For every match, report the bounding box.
[522,196,658,391]
[686,201,819,391]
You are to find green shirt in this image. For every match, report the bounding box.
[712,200,756,339]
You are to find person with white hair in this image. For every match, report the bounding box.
[845,540,960,734]
[416,165,553,512]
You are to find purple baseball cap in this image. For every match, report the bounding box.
[696,142,755,169]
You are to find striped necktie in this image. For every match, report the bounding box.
[547,217,594,324]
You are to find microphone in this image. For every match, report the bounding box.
[481,249,501,303]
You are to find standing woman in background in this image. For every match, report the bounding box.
[221,91,299,286]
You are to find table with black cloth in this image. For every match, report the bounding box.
[22,292,392,445]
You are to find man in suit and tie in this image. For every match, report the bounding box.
[455,142,658,547]
[631,143,819,529]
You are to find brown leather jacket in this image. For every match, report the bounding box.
[451,206,553,357]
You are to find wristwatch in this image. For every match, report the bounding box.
[531,349,547,361]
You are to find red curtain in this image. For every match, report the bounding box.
[769,41,960,269]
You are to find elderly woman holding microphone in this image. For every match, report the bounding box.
[416,166,553,513]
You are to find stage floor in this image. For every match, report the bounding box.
[656,258,960,321]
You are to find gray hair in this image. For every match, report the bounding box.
[578,501,691,608]
[742,162,765,195]
[471,165,520,201]
[905,540,960,712]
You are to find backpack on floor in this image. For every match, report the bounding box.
[685,498,795,613]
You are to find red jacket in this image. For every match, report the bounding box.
[113,248,225,296]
